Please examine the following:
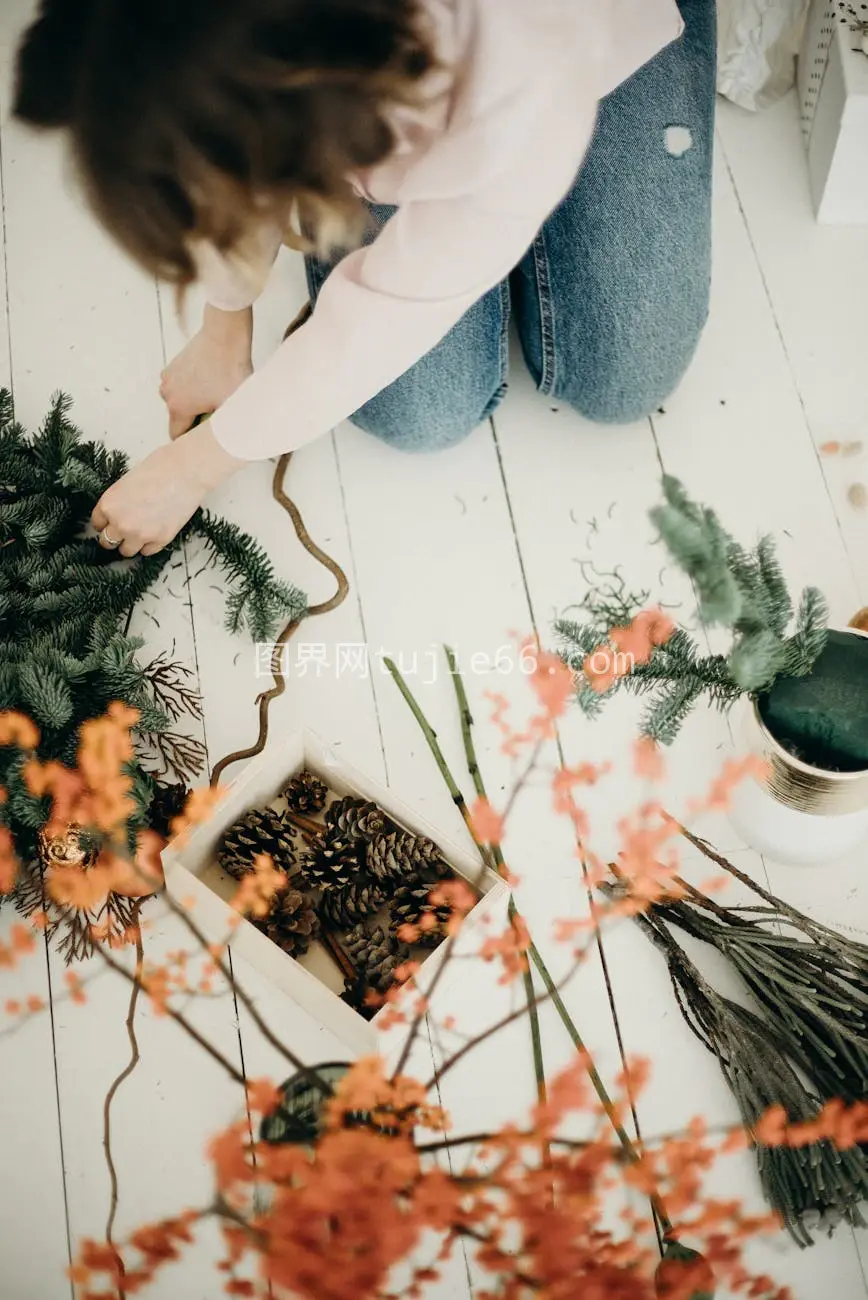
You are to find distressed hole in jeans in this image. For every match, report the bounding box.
[664,125,693,157]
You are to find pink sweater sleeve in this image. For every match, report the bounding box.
[209,76,601,460]
[191,221,285,313]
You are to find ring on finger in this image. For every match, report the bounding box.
[98,528,122,550]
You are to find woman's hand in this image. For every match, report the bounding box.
[91,421,245,556]
[160,304,253,439]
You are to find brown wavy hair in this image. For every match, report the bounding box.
[13,0,436,286]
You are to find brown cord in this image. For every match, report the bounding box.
[94,303,344,1267]
[102,902,145,1295]
[210,301,350,787]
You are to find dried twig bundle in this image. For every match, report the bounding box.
[622,901,868,1245]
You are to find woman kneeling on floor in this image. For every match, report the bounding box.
[14,0,715,557]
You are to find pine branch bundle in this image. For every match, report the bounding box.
[556,477,829,746]
[652,895,868,1106]
[608,834,868,1243]
[625,904,868,1245]
[0,389,306,876]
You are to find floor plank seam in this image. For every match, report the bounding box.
[42,930,76,1300]
[424,1012,475,1297]
[331,431,390,783]
[648,417,777,895]
[716,128,862,602]
[490,412,650,1169]
[226,950,276,1300]
[101,907,145,1293]
[153,280,212,777]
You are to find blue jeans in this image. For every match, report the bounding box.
[305,0,715,450]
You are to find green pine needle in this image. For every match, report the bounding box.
[190,510,307,641]
[0,389,308,876]
[557,477,828,745]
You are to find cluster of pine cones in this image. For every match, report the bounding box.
[217,767,461,1006]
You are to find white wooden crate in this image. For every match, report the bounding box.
[798,0,868,223]
[162,728,507,1059]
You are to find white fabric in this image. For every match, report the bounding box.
[717,0,811,110]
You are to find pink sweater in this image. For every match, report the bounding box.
[202,0,684,460]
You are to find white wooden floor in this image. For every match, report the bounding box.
[3,3,868,1295]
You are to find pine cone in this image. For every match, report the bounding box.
[343,924,409,994]
[324,796,388,843]
[365,829,447,886]
[283,769,328,815]
[301,831,364,892]
[148,780,190,838]
[389,881,454,948]
[218,806,297,881]
[318,879,387,930]
[255,886,319,958]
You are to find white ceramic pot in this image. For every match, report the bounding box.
[727,637,868,866]
[727,765,868,866]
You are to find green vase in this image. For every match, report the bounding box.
[759,628,868,773]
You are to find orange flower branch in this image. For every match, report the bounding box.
[89,933,246,1087]
[158,886,336,1098]
[0,695,827,1299]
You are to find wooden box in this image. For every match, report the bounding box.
[162,729,507,1058]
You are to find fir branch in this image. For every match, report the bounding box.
[133,702,175,735]
[17,661,75,729]
[640,678,706,747]
[188,510,307,641]
[557,477,829,744]
[0,389,14,431]
[0,388,307,935]
[781,586,829,677]
[755,535,793,637]
[650,476,742,625]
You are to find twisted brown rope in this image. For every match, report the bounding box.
[210,301,350,786]
[102,901,145,1297]
[97,302,347,1269]
[209,450,349,785]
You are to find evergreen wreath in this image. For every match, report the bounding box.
[0,389,307,910]
[557,476,830,747]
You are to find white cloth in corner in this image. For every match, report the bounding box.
[717,0,811,110]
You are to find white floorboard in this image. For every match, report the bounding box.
[0,3,867,1290]
[0,27,251,1297]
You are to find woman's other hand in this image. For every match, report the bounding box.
[160,304,253,440]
